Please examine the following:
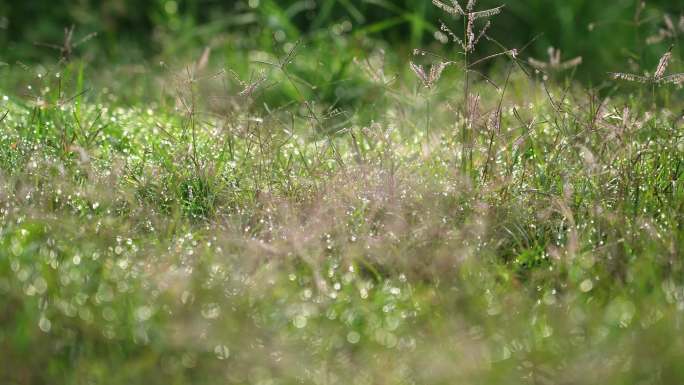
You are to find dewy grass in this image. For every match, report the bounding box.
[430,0,505,174]
[1,4,684,385]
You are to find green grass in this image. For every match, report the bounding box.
[2,11,684,385]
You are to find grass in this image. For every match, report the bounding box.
[2,7,684,385]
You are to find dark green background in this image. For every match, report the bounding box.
[1,0,682,81]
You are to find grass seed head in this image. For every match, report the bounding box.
[470,5,504,20]
[432,0,464,16]
[609,72,649,83]
[410,61,450,88]
[654,46,673,79]
[466,0,476,12]
[659,73,684,85]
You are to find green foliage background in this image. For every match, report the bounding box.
[1,0,682,81]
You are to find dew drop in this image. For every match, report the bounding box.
[135,306,153,321]
[293,314,307,328]
[214,344,230,360]
[38,316,51,333]
[580,279,593,293]
[33,277,48,295]
[201,303,221,319]
[347,331,360,344]
[181,290,194,305]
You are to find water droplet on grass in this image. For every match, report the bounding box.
[214,344,230,360]
[181,291,194,305]
[135,306,153,321]
[347,331,360,344]
[580,279,593,293]
[33,277,48,295]
[38,316,51,333]
[293,314,307,328]
[201,303,221,319]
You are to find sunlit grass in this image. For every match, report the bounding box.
[1,28,684,384]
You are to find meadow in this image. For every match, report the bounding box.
[1,1,684,384]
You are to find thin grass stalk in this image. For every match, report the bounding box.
[426,93,431,140]
[462,15,470,174]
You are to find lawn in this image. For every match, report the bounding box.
[1,1,684,384]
